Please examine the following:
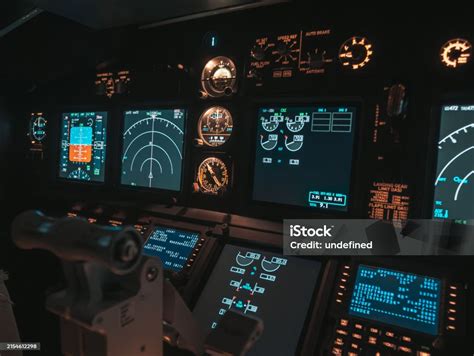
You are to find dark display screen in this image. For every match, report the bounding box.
[349,265,441,335]
[143,227,199,272]
[193,245,321,356]
[252,105,357,211]
[121,109,186,191]
[433,105,474,220]
[58,112,107,182]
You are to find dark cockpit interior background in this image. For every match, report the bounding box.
[0,1,473,355]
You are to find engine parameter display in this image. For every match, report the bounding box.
[349,265,441,335]
[143,227,200,272]
[433,105,474,220]
[193,245,321,356]
[59,112,107,182]
[121,109,186,191]
[253,105,357,211]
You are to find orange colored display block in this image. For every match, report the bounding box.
[69,144,92,162]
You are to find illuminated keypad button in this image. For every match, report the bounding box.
[334,337,344,347]
[382,341,397,350]
[385,331,395,338]
[352,333,363,340]
[368,336,378,345]
[369,327,380,334]
[401,336,412,343]
[336,328,349,336]
[339,318,349,327]
[347,353,359,356]
[398,345,413,353]
[354,323,364,330]
[350,342,360,350]
[417,352,431,356]
[331,346,343,355]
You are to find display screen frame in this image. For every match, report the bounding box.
[192,242,324,356]
[248,98,364,218]
[349,264,442,335]
[424,94,474,221]
[143,225,202,273]
[118,103,189,194]
[419,95,474,224]
[56,107,111,185]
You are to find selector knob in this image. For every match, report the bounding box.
[251,45,266,61]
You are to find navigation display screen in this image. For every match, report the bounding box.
[193,245,321,356]
[143,226,200,272]
[349,265,441,335]
[252,105,357,211]
[121,109,186,191]
[58,112,107,182]
[433,104,474,220]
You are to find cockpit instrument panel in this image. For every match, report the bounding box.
[58,112,108,182]
[193,244,321,356]
[253,105,357,211]
[196,156,230,195]
[121,109,186,191]
[433,104,474,220]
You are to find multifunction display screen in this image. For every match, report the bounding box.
[193,245,321,356]
[121,109,186,191]
[252,105,357,211]
[349,265,441,335]
[143,227,200,272]
[59,112,107,182]
[433,104,474,220]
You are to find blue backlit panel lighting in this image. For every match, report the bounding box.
[349,265,441,335]
[193,245,321,356]
[143,227,199,272]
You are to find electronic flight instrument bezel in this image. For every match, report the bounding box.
[324,257,467,355]
[246,97,366,220]
[54,105,111,187]
[423,94,474,221]
[190,240,330,356]
[117,102,190,195]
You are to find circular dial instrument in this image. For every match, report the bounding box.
[68,168,91,181]
[198,107,233,147]
[273,35,300,65]
[201,56,237,97]
[338,36,373,70]
[30,115,47,142]
[261,113,283,132]
[440,38,472,68]
[197,157,229,194]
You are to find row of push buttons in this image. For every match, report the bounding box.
[331,318,432,355]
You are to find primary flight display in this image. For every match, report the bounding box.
[58,111,108,182]
[121,109,186,191]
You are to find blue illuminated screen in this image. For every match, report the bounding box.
[252,105,357,211]
[143,227,199,272]
[349,265,441,335]
[121,109,186,191]
[58,112,107,182]
[433,104,474,220]
[193,245,321,356]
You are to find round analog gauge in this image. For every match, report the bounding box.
[338,36,373,70]
[201,56,237,97]
[197,157,229,194]
[198,107,233,147]
[30,115,47,142]
[68,168,91,181]
[440,38,472,68]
